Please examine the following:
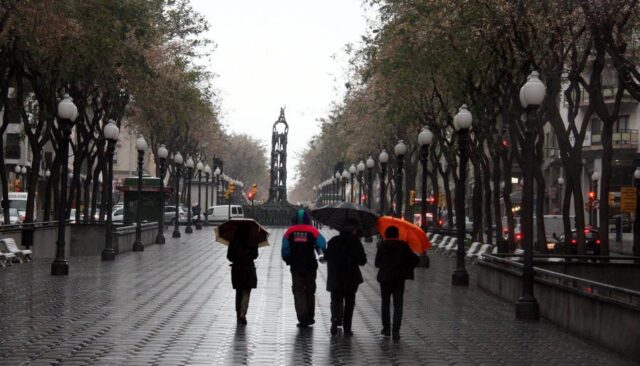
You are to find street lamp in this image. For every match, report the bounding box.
[172,152,183,238]
[349,164,357,203]
[155,144,169,244]
[634,167,640,261]
[394,140,407,218]
[101,121,120,261]
[185,157,194,234]
[214,167,221,205]
[20,166,27,190]
[418,126,434,231]
[516,70,546,320]
[335,171,341,203]
[357,161,365,205]
[132,135,148,252]
[204,164,211,226]
[195,161,204,230]
[51,94,77,276]
[342,170,350,202]
[452,104,472,287]
[557,177,565,214]
[591,170,601,228]
[366,156,374,209]
[14,165,21,191]
[379,149,389,214]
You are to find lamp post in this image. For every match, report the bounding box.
[214,167,221,206]
[195,161,204,230]
[335,171,341,203]
[341,170,350,202]
[634,168,640,262]
[516,70,546,320]
[101,121,120,260]
[185,157,194,234]
[394,140,407,218]
[51,94,77,276]
[418,127,434,231]
[172,152,183,238]
[366,156,374,210]
[357,161,365,205]
[204,164,211,226]
[557,177,565,214]
[379,149,389,214]
[349,164,356,203]
[14,165,21,191]
[452,104,472,286]
[21,166,27,191]
[132,135,148,252]
[591,170,600,228]
[155,144,169,244]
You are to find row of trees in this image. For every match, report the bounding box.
[0,0,268,225]
[292,0,640,255]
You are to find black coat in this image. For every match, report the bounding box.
[375,239,419,283]
[324,232,367,293]
[227,239,258,289]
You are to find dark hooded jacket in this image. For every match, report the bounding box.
[375,239,419,283]
[324,231,367,292]
[227,231,259,289]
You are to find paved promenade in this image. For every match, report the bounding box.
[0,227,634,365]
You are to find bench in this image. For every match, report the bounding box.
[0,252,16,267]
[436,236,451,252]
[465,242,482,262]
[443,238,458,255]
[474,244,494,261]
[0,238,32,262]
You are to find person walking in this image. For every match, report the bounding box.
[324,219,367,336]
[227,222,259,325]
[375,225,419,340]
[282,208,326,328]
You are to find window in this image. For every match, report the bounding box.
[232,207,238,214]
[238,207,243,215]
[591,117,602,135]
[113,208,123,216]
[615,115,629,131]
[5,134,21,159]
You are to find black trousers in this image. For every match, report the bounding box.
[380,280,405,332]
[292,271,317,324]
[330,290,356,331]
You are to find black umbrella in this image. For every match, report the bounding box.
[311,202,379,236]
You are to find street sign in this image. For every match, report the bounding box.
[620,186,637,213]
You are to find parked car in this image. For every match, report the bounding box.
[609,213,632,232]
[558,227,601,255]
[111,207,124,222]
[164,205,187,224]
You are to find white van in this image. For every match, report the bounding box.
[204,205,244,223]
[6,192,35,221]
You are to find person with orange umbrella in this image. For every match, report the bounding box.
[375,225,420,340]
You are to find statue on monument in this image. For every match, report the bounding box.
[268,107,289,204]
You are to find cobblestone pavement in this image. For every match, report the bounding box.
[0,227,635,365]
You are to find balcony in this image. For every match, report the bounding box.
[591,129,639,146]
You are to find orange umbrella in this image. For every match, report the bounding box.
[376,216,431,254]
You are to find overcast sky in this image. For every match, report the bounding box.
[190,0,369,185]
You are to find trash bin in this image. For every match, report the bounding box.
[497,239,509,254]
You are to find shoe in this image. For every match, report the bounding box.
[307,319,315,325]
[330,324,338,336]
[344,329,353,337]
[381,328,390,337]
[238,317,247,325]
[296,322,309,328]
[392,332,400,340]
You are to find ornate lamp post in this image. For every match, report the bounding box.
[394,140,407,218]
[14,165,21,190]
[101,121,120,261]
[335,171,341,203]
[172,152,183,238]
[366,156,374,210]
[155,145,169,244]
[204,164,211,226]
[516,70,546,320]
[52,94,77,276]
[357,161,365,205]
[557,177,565,213]
[452,104,472,286]
[349,164,357,203]
[214,167,221,205]
[634,167,640,261]
[195,161,204,230]
[185,157,194,234]
[418,127,434,230]
[379,149,389,215]
[21,166,27,191]
[341,170,350,202]
[132,135,148,252]
[591,170,601,228]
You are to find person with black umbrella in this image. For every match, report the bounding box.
[324,218,367,336]
[227,222,259,325]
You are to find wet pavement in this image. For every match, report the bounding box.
[0,227,635,365]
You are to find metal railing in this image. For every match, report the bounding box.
[482,254,640,307]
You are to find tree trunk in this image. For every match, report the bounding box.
[482,156,493,245]
[472,163,483,242]
[492,153,503,246]
[599,122,613,255]
[502,151,515,251]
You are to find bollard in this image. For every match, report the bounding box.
[615,216,622,243]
